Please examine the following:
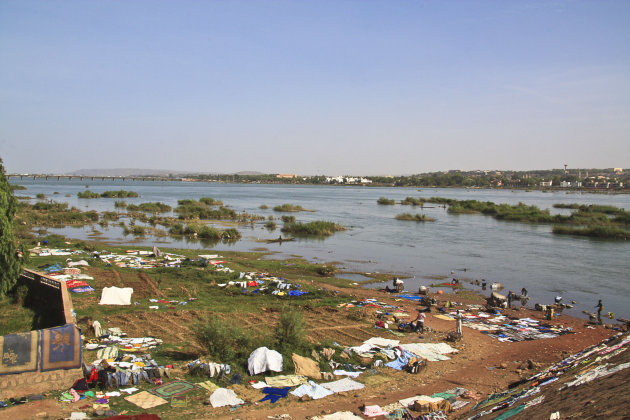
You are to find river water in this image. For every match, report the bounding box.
[11,178,630,320]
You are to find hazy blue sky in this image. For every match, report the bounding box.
[1,1,629,175]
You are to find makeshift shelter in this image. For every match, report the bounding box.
[247,347,283,376]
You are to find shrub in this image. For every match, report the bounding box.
[168,223,186,235]
[281,215,296,223]
[259,204,269,209]
[198,225,221,240]
[35,193,45,199]
[194,317,259,365]
[274,306,306,353]
[222,228,241,240]
[265,221,277,230]
[114,200,127,208]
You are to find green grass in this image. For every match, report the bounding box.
[0,295,37,335]
[377,197,395,205]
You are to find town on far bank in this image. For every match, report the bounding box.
[8,167,628,191]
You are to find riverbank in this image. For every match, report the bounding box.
[2,238,627,419]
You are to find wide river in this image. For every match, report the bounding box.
[12,179,630,320]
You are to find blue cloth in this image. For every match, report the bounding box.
[385,350,416,370]
[397,295,423,301]
[44,264,63,273]
[260,387,290,403]
[288,290,308,296]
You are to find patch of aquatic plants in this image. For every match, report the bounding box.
[377,197,395,205]
[16,201,99,227]
[395,213,435,222]
[273,204,308,212]
[281,220,346,236]
[77,190,100,198]
[281,215,296,223]
[400,197,427,206]
[10,184,27,191]
[552,225,630,240]
[101,211,119,221]
[102,190,139,198]
[426,197,630,239]
[78,190,139,199]
[175,199,262,223]
[126,202,172,213]
[200,197,223,206]
[553,203,621,214]
[168,222,239,241]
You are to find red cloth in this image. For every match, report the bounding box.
[66,280,90,288]
[247,281,257,287]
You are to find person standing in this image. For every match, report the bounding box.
[596,300,604,324]
[455,310,463,337]
[507,291,513,309]
[413,308,426,335]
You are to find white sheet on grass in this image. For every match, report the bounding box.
[290,380,334,400]
[209,388,244,408]
[99,287,133,305]
[364,337,399,347]
[321,377,365,393]
[400,342,458,361]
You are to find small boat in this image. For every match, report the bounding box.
[266,237,295,243]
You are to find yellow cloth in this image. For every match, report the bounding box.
[197,381,220,393]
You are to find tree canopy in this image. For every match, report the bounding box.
[0,158,24,295]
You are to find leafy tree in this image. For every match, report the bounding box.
[0,158,25,295]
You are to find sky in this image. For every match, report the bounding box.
[1,1,629,176]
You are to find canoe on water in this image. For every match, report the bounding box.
[266,237,295,243]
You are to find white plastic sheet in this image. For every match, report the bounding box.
[209,388,244,408]
[99,287,133,305]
